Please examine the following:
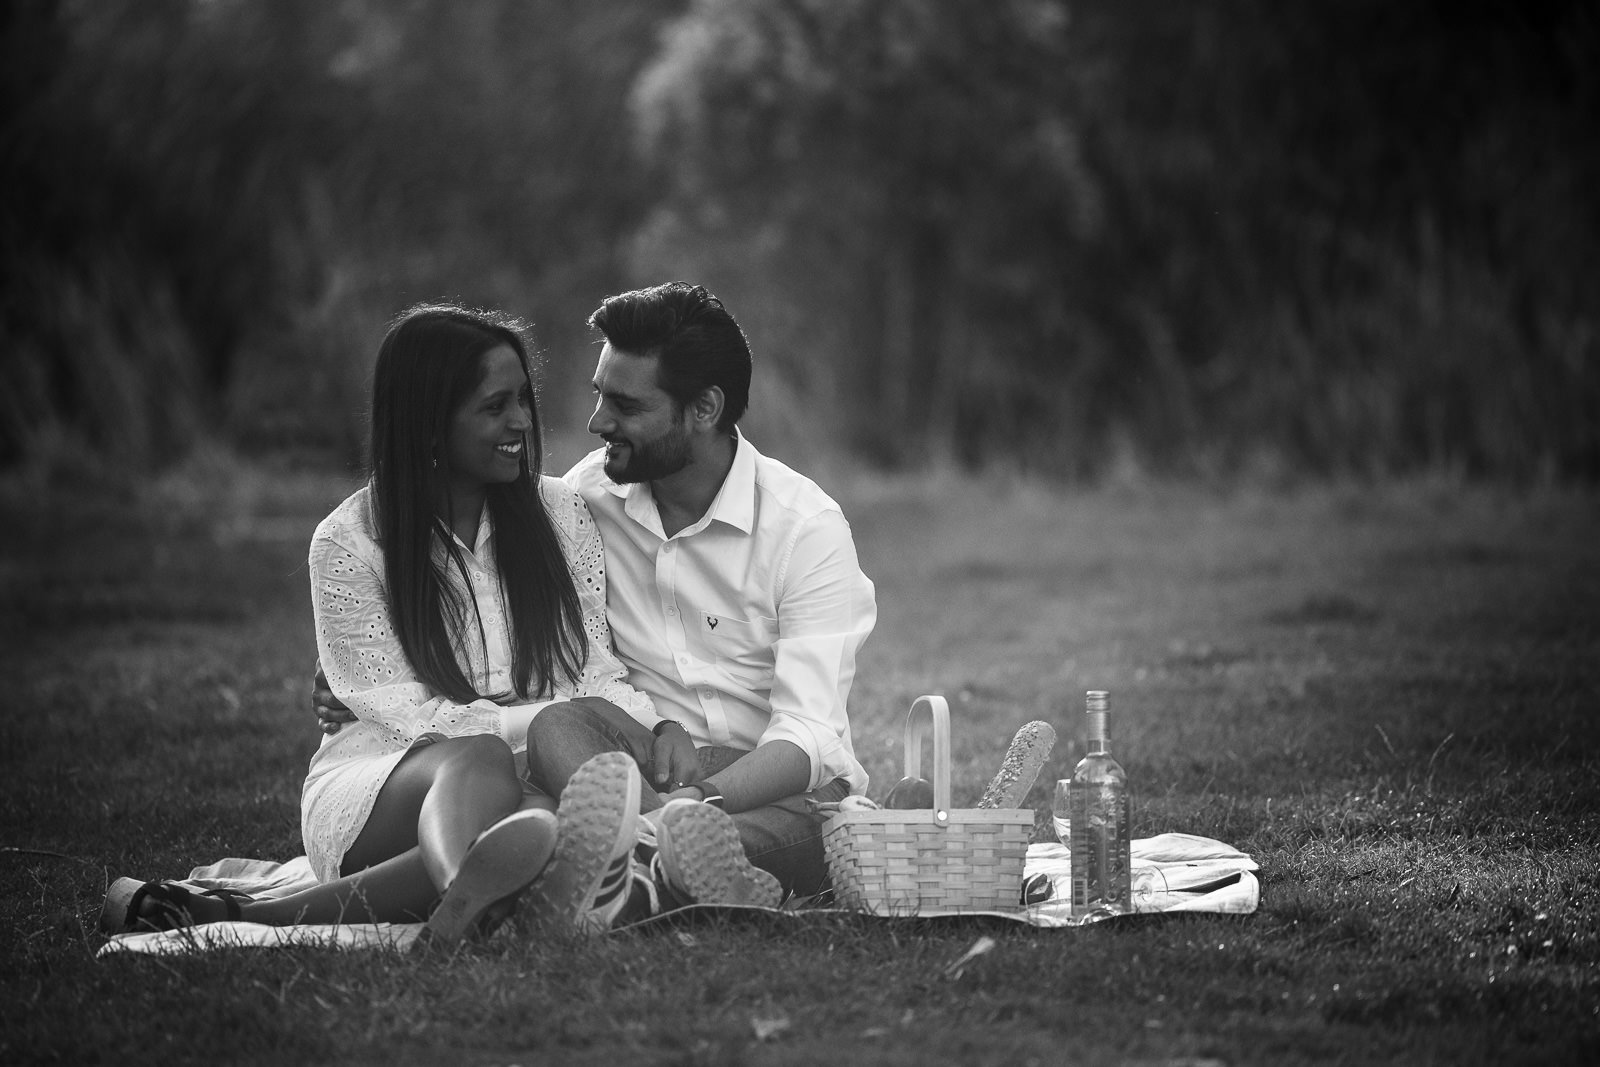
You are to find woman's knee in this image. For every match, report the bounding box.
[436,733,519,784]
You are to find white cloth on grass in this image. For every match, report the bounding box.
[97,856,422,956]
[96,833,1257,955]
[1019,833,1260,927]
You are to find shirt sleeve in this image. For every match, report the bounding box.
[310,531,506,748]
[756,509,877,790]
[544,480,658,726]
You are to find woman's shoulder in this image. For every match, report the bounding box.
[537,474,582,506]
[312,484,378,550]
[538,475,590,520]
[536,475,596,547]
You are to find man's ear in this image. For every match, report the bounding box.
[688,386,725,431]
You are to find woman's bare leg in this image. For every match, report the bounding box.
[212,735,526,926]
[241,847,438,924]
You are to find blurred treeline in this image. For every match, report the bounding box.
[3,0,1596,484]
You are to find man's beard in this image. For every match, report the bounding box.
[603,424,691,484]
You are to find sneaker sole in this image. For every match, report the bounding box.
[654,801,781,908]
[423,809,559,946]
[524,752,640,933]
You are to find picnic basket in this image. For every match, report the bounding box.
[823,695,1034,914]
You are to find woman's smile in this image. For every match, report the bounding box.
[446,345,534,493]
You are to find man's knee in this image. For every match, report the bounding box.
[526,699,594,743]
[527,698,646,755]
[523,700,633,796]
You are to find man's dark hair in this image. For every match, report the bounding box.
[587,281,751,432]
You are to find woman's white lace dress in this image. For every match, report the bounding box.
[301,477,654,882]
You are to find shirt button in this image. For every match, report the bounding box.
[662,542,675,553]
[666,608,677,617]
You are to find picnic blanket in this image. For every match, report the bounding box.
[97,832,1258,956]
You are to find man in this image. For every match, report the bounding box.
[321,281,876,912]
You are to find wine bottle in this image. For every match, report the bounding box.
[1069,689,1131,918]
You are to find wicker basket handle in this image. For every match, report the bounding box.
[902,694,952,820]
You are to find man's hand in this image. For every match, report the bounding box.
[313,663,355,735]
[649,722,699,793]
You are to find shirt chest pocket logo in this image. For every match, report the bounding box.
[698,613,778,684]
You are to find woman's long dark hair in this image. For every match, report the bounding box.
[369,303,586,704]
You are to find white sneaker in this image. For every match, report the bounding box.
[646,799,781,909]
[423,808,560,946]
[523,752,641,934]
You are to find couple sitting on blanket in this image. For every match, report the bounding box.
[101,282,877,945]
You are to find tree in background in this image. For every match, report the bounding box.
[631,0,1097,471]
[631,0,1599,479]
[1,0,668,479]
[3,0,1595,483]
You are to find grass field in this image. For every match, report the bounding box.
[2,463,1597,1066]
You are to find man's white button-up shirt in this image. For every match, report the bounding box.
[564,432,876,794]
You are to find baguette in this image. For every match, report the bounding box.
[976,720,1057,808]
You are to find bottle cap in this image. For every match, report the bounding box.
[1085,690,1109,713]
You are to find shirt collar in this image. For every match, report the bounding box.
[440,503,494,556]
[606,429,758,537]
[706,429,757,534]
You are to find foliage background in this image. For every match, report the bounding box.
[4,6,1598,1061]
[2,0,1596,484]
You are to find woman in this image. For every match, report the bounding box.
[102,304,651,944]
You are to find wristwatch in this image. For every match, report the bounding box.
[652,719,688,738]
[687,781,726,809]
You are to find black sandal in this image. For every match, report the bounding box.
[100,877,247,934]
